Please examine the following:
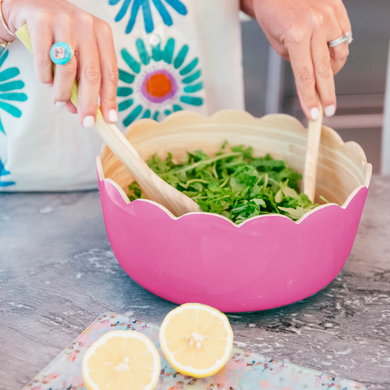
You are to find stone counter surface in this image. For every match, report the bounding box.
[0,176,389,390]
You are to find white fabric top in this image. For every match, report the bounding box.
[0,0,244,191]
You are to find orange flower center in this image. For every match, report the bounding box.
[145,73,172,98]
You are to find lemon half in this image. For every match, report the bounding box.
[82,330,161,390]
[159,303,234,378]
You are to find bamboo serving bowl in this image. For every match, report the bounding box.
[97,110,372,312]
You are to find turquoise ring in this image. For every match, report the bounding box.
[50,42,73,66]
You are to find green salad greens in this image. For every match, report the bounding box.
[128,143,324,223]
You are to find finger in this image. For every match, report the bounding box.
[329,44,349,75]
[52,24,77,108]
[335,1,352,34]
[328,24,349,75]
[66,101,78,114]
[312,30,336,117]
[29,22,54,86]
[329,3,351,74]
[287,39,319,120]
[332,11,351,74]
[95,20,119,124]
[77,16,101,128]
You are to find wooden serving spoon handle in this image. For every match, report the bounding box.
[302,96,323,203]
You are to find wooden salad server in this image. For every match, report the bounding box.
[302,97,323,203]
[15,25,200,217]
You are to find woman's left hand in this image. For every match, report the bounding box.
[241,0,352,120]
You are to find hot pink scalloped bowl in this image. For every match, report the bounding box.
[97,110,372,312]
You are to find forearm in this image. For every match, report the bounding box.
[240,0,256,19]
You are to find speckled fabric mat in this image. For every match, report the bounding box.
[22,312,365,390]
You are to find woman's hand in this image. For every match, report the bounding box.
[0,0,119,128]
[241,0,352,119]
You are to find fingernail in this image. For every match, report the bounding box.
[108,109,118,123]
[325,104,336,117]
[310,107,320,120]
[56,101,67,108]
[83,116,95,128]
[45,83,53,88]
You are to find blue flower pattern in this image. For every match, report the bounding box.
[109,0,187,34]
[0,47,28,188]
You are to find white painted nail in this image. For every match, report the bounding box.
[83,116,95,128]
[310,107,320,120]
[56,101,67,108]
[325,104,336,117]
[45,83,53,88]
[108,109,118,123]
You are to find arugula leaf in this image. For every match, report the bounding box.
[128,143,323,223]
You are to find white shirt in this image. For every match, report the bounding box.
[0,0,244,191]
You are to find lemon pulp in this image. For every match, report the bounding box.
[82,330,160,390]
[159,303,233,378]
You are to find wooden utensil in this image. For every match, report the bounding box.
[15,25,200,217]
[302,98,323,203]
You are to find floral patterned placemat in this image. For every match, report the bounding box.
[22,313,366,390]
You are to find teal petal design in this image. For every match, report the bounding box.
[114,0,131,22]
[0,157,9,175]
[173,104,182,112]
[0,49,9,68]
[182,70,201,84]
[180,96,203,106]
[183,82,203,93]
[152,0,173,26]
[119,69,135,84]
[165,0,187,15]
[164,109,172,116]
[0,80,25,92]
[110,0,186,34]
[140,0,154,34]
[0,181,15,187]
[0,101,22,117]
[123,105,143,126]
[0,157,15,187]
[179,58,198,76]
[0,93,28,102]
[0,49,27,137]
[152,44,162,62]
[174,45,188,69]
[163,38,175,64]
[126,0,141,34]
[117,87,133,97]
[0,68,19,82]
[118,99,134,112]
[121,49,141,74]
[153,111,159,121]
[142,109,151,118]
[136,39,150,65]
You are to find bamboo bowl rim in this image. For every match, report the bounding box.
[97,110,372,227]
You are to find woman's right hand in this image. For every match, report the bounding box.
[0,0,119,128]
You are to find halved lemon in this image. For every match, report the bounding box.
[159,303,234,378]
[82,330,160,390]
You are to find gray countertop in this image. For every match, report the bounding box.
[1,175,390,390]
